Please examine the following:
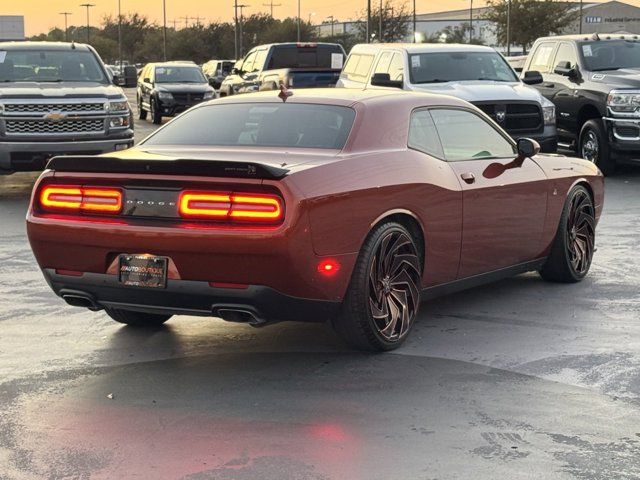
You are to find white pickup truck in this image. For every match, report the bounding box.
[337,43,558,152]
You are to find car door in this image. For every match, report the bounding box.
[139,65,153,109]
[547,42,581,142]
[430,108,548,278]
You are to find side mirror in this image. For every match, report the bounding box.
[554,61,579,79]
[370,72,403,89]
[522,70,543,85]
[112,74,120,85]
[143,77,151,83]
[517,137,540,158]
[232,67,242,75]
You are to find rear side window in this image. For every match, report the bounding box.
[529,43,556,73]
[408,109,443,158]
[143,103,356,150]
[430,109,515,161]
[354,55,374,78]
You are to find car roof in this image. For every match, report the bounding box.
[0,41,93,52]
[213,87,470,109]
[350,43,495,54]
[535,33,640,42]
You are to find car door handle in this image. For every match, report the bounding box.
[461,172,475,184]
[543,83,555,88]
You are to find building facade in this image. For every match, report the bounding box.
[0,16,25,42]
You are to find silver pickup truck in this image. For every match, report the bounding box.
[0,41,134,174]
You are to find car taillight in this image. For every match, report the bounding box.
[179,191,284,223]
[39,185,123,214]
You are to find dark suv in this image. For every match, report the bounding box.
[522,34,640,174]
[137,62,215,124]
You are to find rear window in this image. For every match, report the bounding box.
[143,103,356,150]
[267,45,344,69]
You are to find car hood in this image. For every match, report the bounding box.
[155,83,212,93]
[409,81,544,103]
[0,82,125,99]
[588,68,640,88]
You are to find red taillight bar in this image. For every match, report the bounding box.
[179,191,284,223]
[39,185,123,214]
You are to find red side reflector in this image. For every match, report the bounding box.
[179,191,283,223]
[55,269,84,277]
[317,259,341,277]
[40,185,122,214]
[209,282,250,290]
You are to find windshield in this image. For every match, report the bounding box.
[143,103,356,150]
[580,40,640,71]
[409,51,518,84]
[155,66,206,84]
[0,49,108,83]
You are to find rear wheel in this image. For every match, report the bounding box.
[105,307,172,327]
[150,98,162,125]
[333,222,422,351]
[540,185,596,283]
[579,119,616,175]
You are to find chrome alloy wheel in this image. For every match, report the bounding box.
[368,230,421,342]
[566,189,595,276]
[581,130,599,163]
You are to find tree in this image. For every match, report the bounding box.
[485,0,577,53]
[434,23,485,45]
[356,0,410,43]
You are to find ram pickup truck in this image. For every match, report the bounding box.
[337,43,558,152]
[219,43,346,96]
[522,33,640,174]
[0,41,134,174]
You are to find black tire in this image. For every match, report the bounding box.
[540,185,596,283]
[333,222,422,352]
[137,96,147,120]
[579,119,616,175]
[150,98,162,125]
[105,307,171,327]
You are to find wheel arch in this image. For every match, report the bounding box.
[577,104,602,133]
[368,209,426,272]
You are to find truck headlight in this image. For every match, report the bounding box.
[109,116,130,128]
[607,89,640,113]
[203,91,215,100]
[543,105,555,125]
[157,91,173,100]
[108,100,129,112]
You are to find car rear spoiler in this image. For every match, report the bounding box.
[46,156,290,180]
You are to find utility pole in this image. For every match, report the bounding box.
[367,0,371,43]
[326,16,335,37]
[469,0,473,44]
[180,16,192,28]
[170,19,178,29]
[80,4,95,44]
[379,0,383,43]
[193,15,204,26]
[297,0,301,41]
[118,0,122,71]
[59,12,72,42]
[234,0,239,59]
[262,0,281,17]
[579,0,583,34]
[238,4,249,57]
[163,0,167,61]
[412,0,416,43]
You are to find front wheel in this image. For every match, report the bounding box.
[137,96,147,120]
[579,119,616,175]
[540,185,596,283]
[105,307,172,327]
[150,98,162,125]
[333,222,422,351]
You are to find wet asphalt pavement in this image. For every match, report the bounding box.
[1,93,640,479]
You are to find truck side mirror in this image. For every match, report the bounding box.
[554,61,579,79]
[522,70,543,85]
[370,73,403,89]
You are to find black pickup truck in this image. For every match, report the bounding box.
[522,33,640,174]
[219,43,346,96]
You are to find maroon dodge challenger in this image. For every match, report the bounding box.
[27,89,604,351]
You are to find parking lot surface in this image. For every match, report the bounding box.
[1,95,639,478]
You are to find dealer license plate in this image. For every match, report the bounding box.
[118,254,168,288]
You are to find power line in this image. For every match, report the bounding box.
[262,1,281,17]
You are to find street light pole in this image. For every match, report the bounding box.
[80,4,95,44]
[379,0,383,43]
[238,4,249,57]
[579,0,583,34]
[367,0,371,43]
[506,0,511,55]
[163,0,168,61]
[469,0,473,44]
[297,0,301,42]
[118,0,122,71]
[413,0,416,43]
[59,12,72,42]
[234,0,238,59]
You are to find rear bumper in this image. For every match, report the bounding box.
[44,269,340,324]
[0,136,134,173]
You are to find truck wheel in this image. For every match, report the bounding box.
[150,98,162,125]
[105,307,172,327]
[333,222,422,351]
[138,97,147,120]
[539,185,595,283]
[579,119,616,175]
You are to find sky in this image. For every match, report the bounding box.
[5,0,497,36]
